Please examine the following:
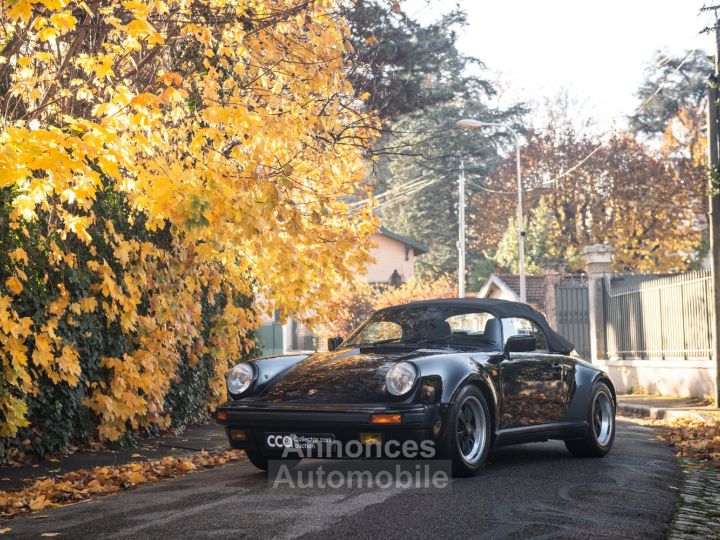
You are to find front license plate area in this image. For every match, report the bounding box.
[265,432,335,451]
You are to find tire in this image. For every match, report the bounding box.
[244,451,301,473]
[245,450,270,471]
[440,385,492,477]
[565,382,616,458]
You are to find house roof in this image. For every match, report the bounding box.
[378,227,428,255]
[477,273,548,310]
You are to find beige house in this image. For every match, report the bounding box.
[366,227,428,285]
[257,227,427,355]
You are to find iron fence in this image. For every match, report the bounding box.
[604,270,714,360]
[556,279,591,359]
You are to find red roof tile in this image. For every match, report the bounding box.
[495,274,548,309]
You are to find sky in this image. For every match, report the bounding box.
[404,0,714,129]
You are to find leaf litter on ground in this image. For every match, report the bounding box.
[0,450,243,518]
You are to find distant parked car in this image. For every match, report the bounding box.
[216,298,616,477]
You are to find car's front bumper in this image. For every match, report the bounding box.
[215,401,448,455]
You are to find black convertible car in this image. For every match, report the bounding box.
[216,298,616,477]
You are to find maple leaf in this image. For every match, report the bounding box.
[0,0,378,442]
[5,277,23,296]
[0,450,244,517]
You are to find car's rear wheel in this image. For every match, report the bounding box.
[441,385,492,477]
[565,382,615,457]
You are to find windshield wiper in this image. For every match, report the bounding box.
[359,337,405,347]
[406,336,495,350]
[362,336,449,347]
[359,336,487,349]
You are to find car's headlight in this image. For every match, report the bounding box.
[385,362,418,396]
[227,363,255,395]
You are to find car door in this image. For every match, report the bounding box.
[499,317,571,428]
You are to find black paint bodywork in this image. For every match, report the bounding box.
[216,300,616,455]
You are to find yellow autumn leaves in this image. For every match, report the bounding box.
[654,416,720,462]
[0,1,378,440]
[0,449,244,517]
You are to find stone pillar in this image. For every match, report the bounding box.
[541,259,565,329]
[584,244,614,362]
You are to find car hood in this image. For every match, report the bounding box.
[254,347,441,403]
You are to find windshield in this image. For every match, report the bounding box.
[343,306,502,351]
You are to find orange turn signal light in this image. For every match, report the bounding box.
[371,413,402,424]
[217,411,227,421]
[230,429,246,441]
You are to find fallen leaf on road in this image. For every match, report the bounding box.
[40,533,61,537]
[127,472,146,484]
[0,450,244,518]
[130,454,143,458]
[29,496,51,511]
[177,461,195,472]
[0,528,11,534]
[653,417,720,462]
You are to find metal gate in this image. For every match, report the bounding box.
[556,279,591,359]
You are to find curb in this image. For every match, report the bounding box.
[618,402,719,422]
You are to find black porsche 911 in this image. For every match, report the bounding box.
[216,298,616,477]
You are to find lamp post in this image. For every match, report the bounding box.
[455,119,525,303]
[458,160,466,298]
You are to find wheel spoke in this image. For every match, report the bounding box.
[458,408,466,427]
[465,406,474,426]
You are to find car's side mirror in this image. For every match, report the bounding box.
[328,336,343,351]
[505,335,536,354]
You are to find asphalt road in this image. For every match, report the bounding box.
[4,420,681,539]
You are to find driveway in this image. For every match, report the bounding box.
[3,420,681,539]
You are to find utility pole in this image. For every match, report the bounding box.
[458,160,466,298]
[455,119,525,302]
[515,134,526,303]
[708,22,720,407]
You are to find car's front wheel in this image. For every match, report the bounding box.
[565,381,615,457]
[245,450,270,471]
[440,385,492,477]
[244,451,300,472]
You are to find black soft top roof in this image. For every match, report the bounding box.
[379,298,575,355]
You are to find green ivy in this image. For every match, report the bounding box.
[0,185,256,460]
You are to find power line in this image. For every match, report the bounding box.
[466,180,543,196]
[356,29,699,210]
[349,172,435,208]
[372,177,441,210]
[551,48,698,183]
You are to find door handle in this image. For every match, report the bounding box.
[551,362,563,372]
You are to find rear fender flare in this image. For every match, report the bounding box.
[566,363,617,423]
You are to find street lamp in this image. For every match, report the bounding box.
[455,119,525,303]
